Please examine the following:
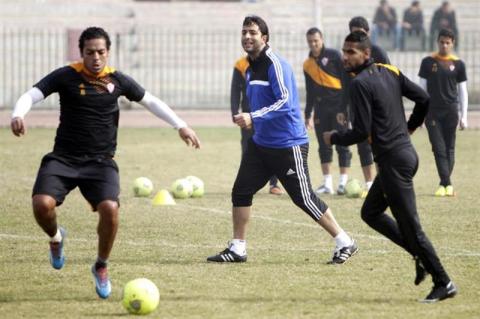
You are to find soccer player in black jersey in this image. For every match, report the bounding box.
[418,29,468,197]
[230,56,283,195]
[347,16,391,196]
[303,27,351,195]
[323,31,456,303]
[10,27,200,299]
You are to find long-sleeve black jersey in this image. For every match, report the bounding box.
[331,61,429,161]
[303,48,348,119]
[230,56,250,117]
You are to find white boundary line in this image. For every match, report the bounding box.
[1,203,479,257]
[0,233,479,257]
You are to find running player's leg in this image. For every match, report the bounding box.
[361,176,412,254]
[380,147,451,288]
[79,157,120,298]
[207,139,270,262]
[270,143,357,263]
[32,154,76,270]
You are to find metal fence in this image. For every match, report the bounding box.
[1,27,479,110]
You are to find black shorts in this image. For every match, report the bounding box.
[32,153,120,210]
[232,139,328,221]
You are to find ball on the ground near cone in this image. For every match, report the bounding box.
[152,189,176,206]
[122,278,160,315]
[133,177,154,197]
[171,178,193,199]
[345,179,362,198]
[185,175,205,198]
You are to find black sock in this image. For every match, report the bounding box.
[95,257,108,270]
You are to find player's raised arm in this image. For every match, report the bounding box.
[138,91,201,148]
[11,87,45,137]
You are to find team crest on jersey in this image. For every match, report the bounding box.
[432,63,438,72]
[107,82,115,93]
[321,57,328,66]
[449,64,455,71]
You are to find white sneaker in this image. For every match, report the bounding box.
[315,185,333,194]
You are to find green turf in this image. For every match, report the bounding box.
[0,127,479,318]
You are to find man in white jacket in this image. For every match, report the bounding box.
[10,26,200,299]
[418,28,468,197]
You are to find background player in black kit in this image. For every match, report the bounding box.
[303,27,351,195]
[418,29,468,197]
[323,31,456,303]
[230,55,283,195]
[10,27,200,299]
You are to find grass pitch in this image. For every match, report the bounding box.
[0,127,479,318]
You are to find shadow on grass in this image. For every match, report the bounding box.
[159,294,406,305]
[0,295,107,303]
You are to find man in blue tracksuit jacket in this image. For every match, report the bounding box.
[207,15,358,265]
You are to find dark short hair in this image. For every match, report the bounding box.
[438,28,455,41]
[345,31,372,50]
[243,15,269,42]
[79,27,111,52]
[306,27,323,37]
[349,16,370,32]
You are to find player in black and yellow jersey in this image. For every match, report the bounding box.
[418,29,468,197]
[10,27,200,299]
[324,31,456,303]
[303,27,351,195]
[347,16,391,197]
[230,56,283,195]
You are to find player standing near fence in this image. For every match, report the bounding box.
[303,27,351,195]
[10,26,200,299]
[418,28,468,197]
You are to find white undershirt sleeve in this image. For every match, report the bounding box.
[11,87,45,119]
[458,81,468,125]
[419,77,427,92]
[138,91,187,129]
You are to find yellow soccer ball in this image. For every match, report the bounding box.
[122,278,160,315]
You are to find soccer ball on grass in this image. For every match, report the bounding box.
[185,175,205,198]
[133,177,154,197]
[170,178,193,199]
[122,278,160,315]
[345,179,362,198]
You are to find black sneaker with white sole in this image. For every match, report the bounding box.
[329,240,358,264]
[207,248,247,263]
[420,281,457,303]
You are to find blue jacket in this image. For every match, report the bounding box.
[246,46,308,148]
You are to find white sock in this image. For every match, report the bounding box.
[334,231,353,248]
[339,174,348,186]
[229,239,246,256]
[366,181,373,190]
[324,175,333,189]
[50,228,62,243]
